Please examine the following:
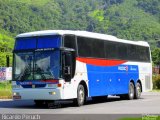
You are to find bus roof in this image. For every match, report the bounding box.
[16,30,150,47]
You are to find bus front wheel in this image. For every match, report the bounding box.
[73,84,85,106]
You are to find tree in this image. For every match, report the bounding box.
[152,48,160,66]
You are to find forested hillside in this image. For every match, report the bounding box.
[0,0,160,66]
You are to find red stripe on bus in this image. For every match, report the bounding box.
[77,57,127,66]
[41,80,59,83]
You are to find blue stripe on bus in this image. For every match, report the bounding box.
[15,35,61,50]
[87,64,139,96]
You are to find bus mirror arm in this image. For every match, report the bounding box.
[64,66,71,75]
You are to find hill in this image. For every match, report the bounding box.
[0,0,160,66]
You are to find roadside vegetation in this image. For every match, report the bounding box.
[152,75,160,90]
[152,48,160,91]
[0,0,160,66]
[0,81,12,99]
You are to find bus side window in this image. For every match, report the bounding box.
[64,35,77,51]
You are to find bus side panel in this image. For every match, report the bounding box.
[87,64,139,97]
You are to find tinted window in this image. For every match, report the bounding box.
[105,41,117,59]
[92,39,105,58]
[77,37,92,57]
[64,35,76,50]
[117,43,128,59]
[15,35,62,50]
[136,46,150,62]
[15,37,36,50]
[77,36,150,62]
[37,35,61,49]
[105,41,128,60]
[127,45,137,61]
[77,37,105,58]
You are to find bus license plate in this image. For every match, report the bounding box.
[13,95,21,100]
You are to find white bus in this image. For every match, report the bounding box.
[12,30,152,106]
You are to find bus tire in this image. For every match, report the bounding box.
[134,82,142,99]
[73,84,85,106]
[127,82,135,100]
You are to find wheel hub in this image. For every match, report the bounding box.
[79,89,84,103]
[137,84,141,97]
[129,84,134,98]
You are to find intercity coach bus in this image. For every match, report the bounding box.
[12,30,152,106]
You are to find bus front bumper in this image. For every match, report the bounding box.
[12,88,63,100]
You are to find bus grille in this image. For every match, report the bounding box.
[21,84,46,88]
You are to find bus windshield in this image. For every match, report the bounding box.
[13,50,60,81]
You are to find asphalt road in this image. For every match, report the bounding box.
[0,92,160,114]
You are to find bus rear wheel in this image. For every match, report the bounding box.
[73,84,85,106]
[134,82,142,99]
[121,82,135,100]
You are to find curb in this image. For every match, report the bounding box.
[142,92,160,96]
[0,96,12,101]
[0,99,12,101]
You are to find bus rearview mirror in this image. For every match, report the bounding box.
[63,53,72,81]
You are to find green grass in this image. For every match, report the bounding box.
[0,90,12,98]
[119,116,160,120]
[0,81,12,98]
[0,81,11,89]
[150,89,160,92]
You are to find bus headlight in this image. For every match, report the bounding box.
[13,92,19,96]
[49,92,56,95]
